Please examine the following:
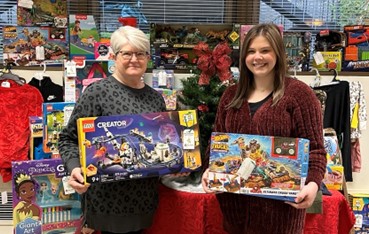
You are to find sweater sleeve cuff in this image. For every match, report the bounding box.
[306,171,324,190]
[66,158,81,174]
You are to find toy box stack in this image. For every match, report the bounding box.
[342,25,369,71]
[208,132,309,201]
[77,110,201,184]
[12,158,81,234]
[352,194,369,233]
[42,102,75,157]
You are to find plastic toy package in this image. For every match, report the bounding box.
[208,132,309,202]
[12,158,81,234]
[77,110,202,184]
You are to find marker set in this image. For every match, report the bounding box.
[42,206,74,224]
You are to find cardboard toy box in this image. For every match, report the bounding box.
[43,102,75,156]
[312,51,342,71]
[208,132,309,201]
[322,134,343,190]
[323,165,344,190]
[342,25,369,71]
[2,26,69,66]
[17,0,68,27]
[352,194,369,233]
[155,88,177,111]
[12,158,81,234]
[77,110,201,184]
[29,116,52,160]
[69,15,100,60]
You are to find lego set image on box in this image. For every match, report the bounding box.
[12,159,81,234]
[208,132,309,201]
[77,110,201,184]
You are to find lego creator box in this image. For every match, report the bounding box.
[77,110,201,184]
[312,51,342,71]
[208,132,309,201]
[352,194,369,233]
[43,102,75,155]
[12,158,81,234]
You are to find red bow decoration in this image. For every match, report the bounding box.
[193,41,232,85]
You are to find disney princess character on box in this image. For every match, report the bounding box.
[13,172,42,226]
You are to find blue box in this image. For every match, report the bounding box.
[208,132,309,201]
[77,110,201,184]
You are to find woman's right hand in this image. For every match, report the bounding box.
[201,168,216,193]
[69,168,90,194]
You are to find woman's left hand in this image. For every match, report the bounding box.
[285,181,319,209]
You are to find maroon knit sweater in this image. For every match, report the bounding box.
[205,77,327,234]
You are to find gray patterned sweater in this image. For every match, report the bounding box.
[58,76,166,233]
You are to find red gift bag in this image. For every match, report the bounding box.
[81,63,107,92]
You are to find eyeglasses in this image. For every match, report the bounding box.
[117,51,149,60]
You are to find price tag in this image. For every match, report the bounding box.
[313,52,325,65]
[1,191,8,204]
[62,176,76,194]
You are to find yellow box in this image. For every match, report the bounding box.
[313,51,342,71]
[323,165,344,190]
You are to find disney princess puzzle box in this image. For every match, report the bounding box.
[208,132,309,202]
[12,158,81,234]
[77,110,201,184]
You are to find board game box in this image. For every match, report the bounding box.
[12,158,81,234]
[77,110,201,184]
[208,132,309,201]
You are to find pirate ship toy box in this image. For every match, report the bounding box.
[42,102,75,156]
[208,132,309,202]
[12,158,81,234]
[77,110,201,184]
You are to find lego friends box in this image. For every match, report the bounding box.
[77,110,201,184]
[12,159,81,234]
[208,132,309,202]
